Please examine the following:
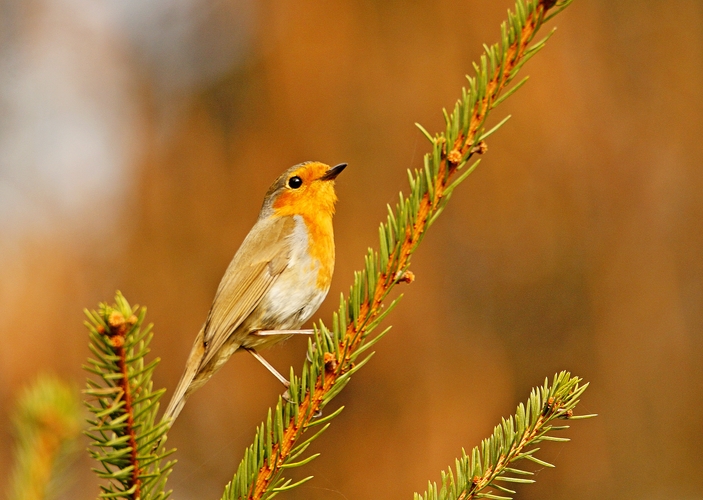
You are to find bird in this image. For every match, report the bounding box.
[162,161,346,425]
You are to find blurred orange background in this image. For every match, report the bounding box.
[1,1,702,498]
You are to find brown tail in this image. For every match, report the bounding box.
[162,327,207,425]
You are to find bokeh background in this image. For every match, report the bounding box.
[1,0,702,498]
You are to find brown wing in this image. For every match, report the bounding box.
[163,215,295,424]
[199,214,295,369]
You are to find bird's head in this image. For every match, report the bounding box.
[261,162,346,219]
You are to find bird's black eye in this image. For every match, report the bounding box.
[288,176,303,189]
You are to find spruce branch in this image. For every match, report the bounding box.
[83,292,175,500]
[222,1,575,498]
[415,372,595,500]
[7,375,82,500]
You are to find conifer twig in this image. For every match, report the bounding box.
[83,292,175,500]
[415,372,595,500]
[221,1,575,498]
[7,376,82,500]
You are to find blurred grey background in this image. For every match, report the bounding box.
[1,0,702,498]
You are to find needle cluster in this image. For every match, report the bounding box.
[415,372,595,500]
[83,292,175,500]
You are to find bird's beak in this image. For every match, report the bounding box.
[318,163,347,181]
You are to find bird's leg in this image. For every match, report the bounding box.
[253,329,314,336]
[244,348,290,388]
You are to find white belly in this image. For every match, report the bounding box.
[259,215,329,329]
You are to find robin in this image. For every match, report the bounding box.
[163,161,346,425]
